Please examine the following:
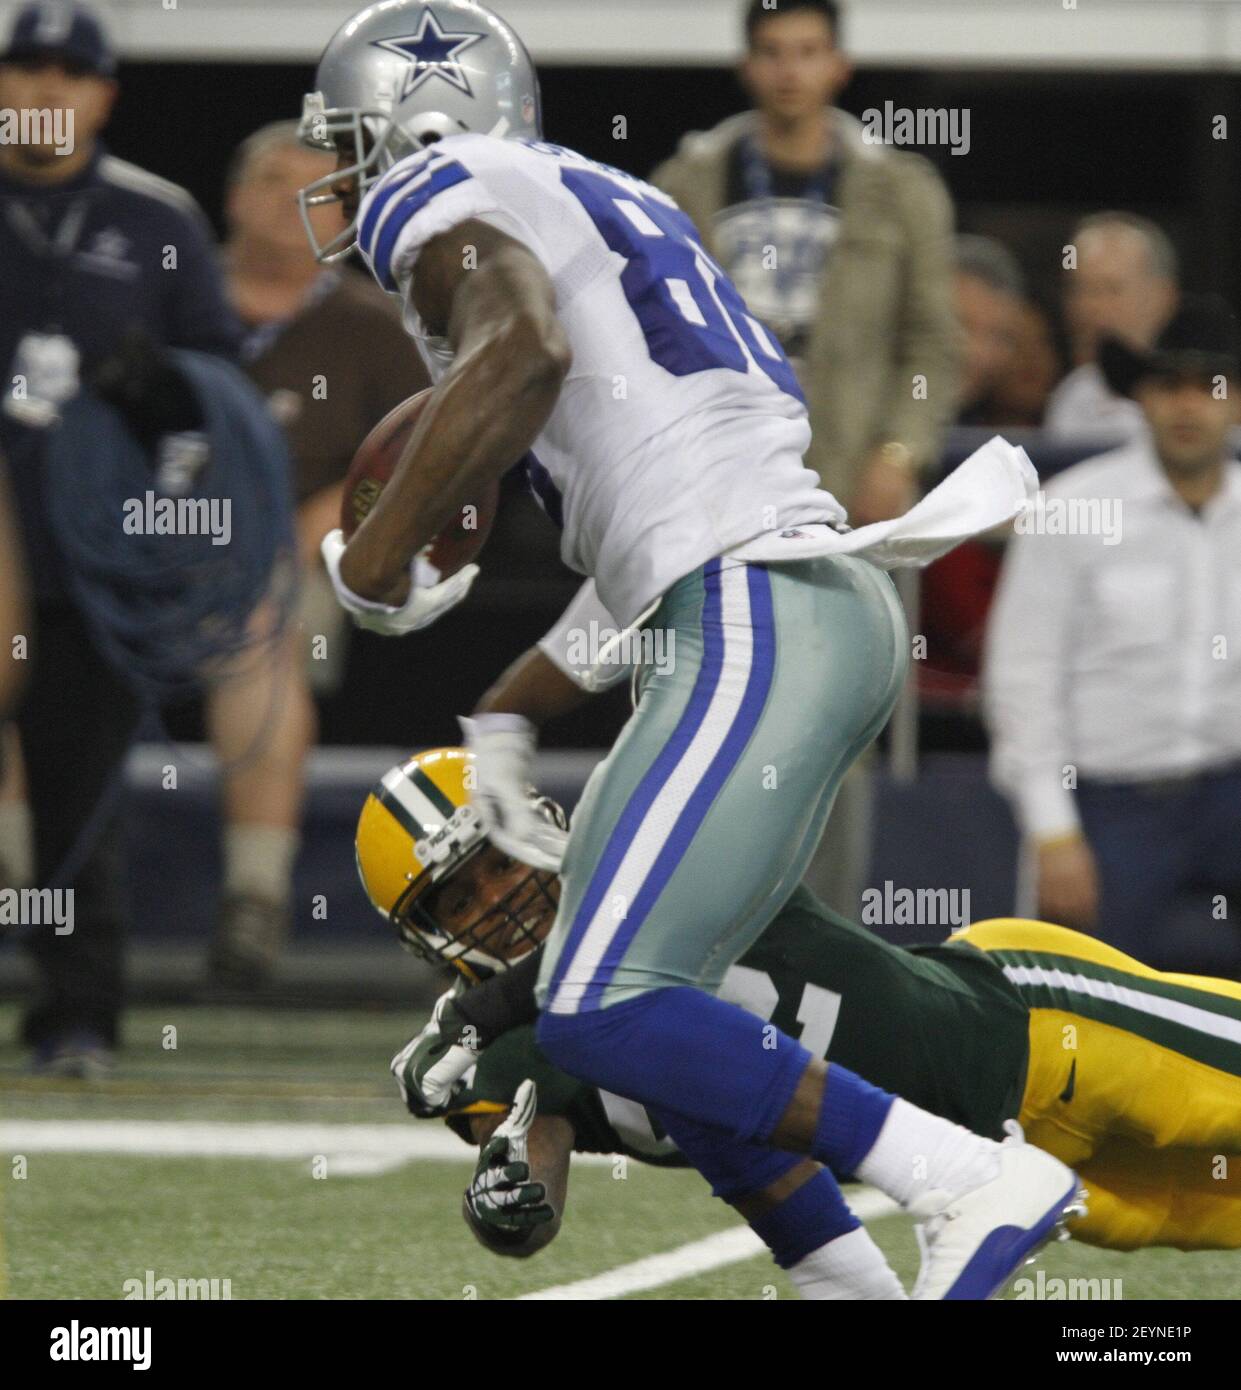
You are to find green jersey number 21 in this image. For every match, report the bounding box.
[719,964,843,1059]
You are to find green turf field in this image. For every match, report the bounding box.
[1,1003,1237,1300]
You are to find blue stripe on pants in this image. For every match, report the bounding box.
[545,560,725,1007]
[577,564,776,1010]
[550,562,778,1012]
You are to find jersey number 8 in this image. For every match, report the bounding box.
[558,163,804,403]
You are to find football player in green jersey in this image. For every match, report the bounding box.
[364,747,1241,1272]
[359,597,1241,1285]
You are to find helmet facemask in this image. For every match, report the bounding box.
[297,94,416,263]
[296,89,517,262]
[391,798,566,978]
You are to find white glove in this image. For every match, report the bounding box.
[492,1078,538,1164]
[390,988,480,1118]
[459,712,568,872]
[320,528,479,636]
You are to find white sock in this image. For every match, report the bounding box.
[0,801,33,886]
[222,823,299,907]
[788,1226,908,1300]
[856,1097,1000,1207]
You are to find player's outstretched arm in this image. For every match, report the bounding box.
[340,220,571,604]
[464,577,628,869]
[461,645,594,870]
[465,1107,573,1259]
[475,645,594,727]
[474,576,630,721]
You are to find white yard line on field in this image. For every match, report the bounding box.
[0,1118,610,1174]
[520,1187,903,1300]
[0,1119,904,1296]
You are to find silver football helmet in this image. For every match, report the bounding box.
[297,0,542,262]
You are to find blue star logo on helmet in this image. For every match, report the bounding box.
[372,8,487,102]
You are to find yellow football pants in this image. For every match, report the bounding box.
[957,918,1241,1251]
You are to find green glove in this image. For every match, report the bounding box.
[463,1081,553,1245]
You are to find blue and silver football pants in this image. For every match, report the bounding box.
[536,553,909,1014]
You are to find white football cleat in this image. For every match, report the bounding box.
[910,1121,1087,1300]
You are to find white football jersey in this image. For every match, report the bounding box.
[357,134,844,626]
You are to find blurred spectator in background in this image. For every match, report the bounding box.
[650,0,958,922]
[953,233,1025,425]
[1044,211,1179,441]
[987,295,1061,429]
[203,121,426,986]
[651,0,958,525]
[915,535,1003,749]
[984,297,1241,973]
[0,0,242,1072]
[915,238,1061,742]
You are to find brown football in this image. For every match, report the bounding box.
[341,388,499,579]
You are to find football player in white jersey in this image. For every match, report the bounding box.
[300,0,1080,1299]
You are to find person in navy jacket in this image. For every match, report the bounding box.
[0,2,243,1074]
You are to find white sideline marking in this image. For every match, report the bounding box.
[0,1119,611,1169]
[521,1226,765,1300]
[520,1187,902,1300]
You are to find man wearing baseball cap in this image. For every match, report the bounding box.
[3,0,116,74]
[0,0,116,179]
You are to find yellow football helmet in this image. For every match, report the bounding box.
[354,746,561,978]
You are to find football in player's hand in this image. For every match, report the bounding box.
[341,388,499,579]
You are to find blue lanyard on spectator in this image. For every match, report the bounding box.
[4,194,92,331]
[739,133,833,207]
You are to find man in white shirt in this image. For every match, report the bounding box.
[1043,212,1178,442]
[984,296,1241,971]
